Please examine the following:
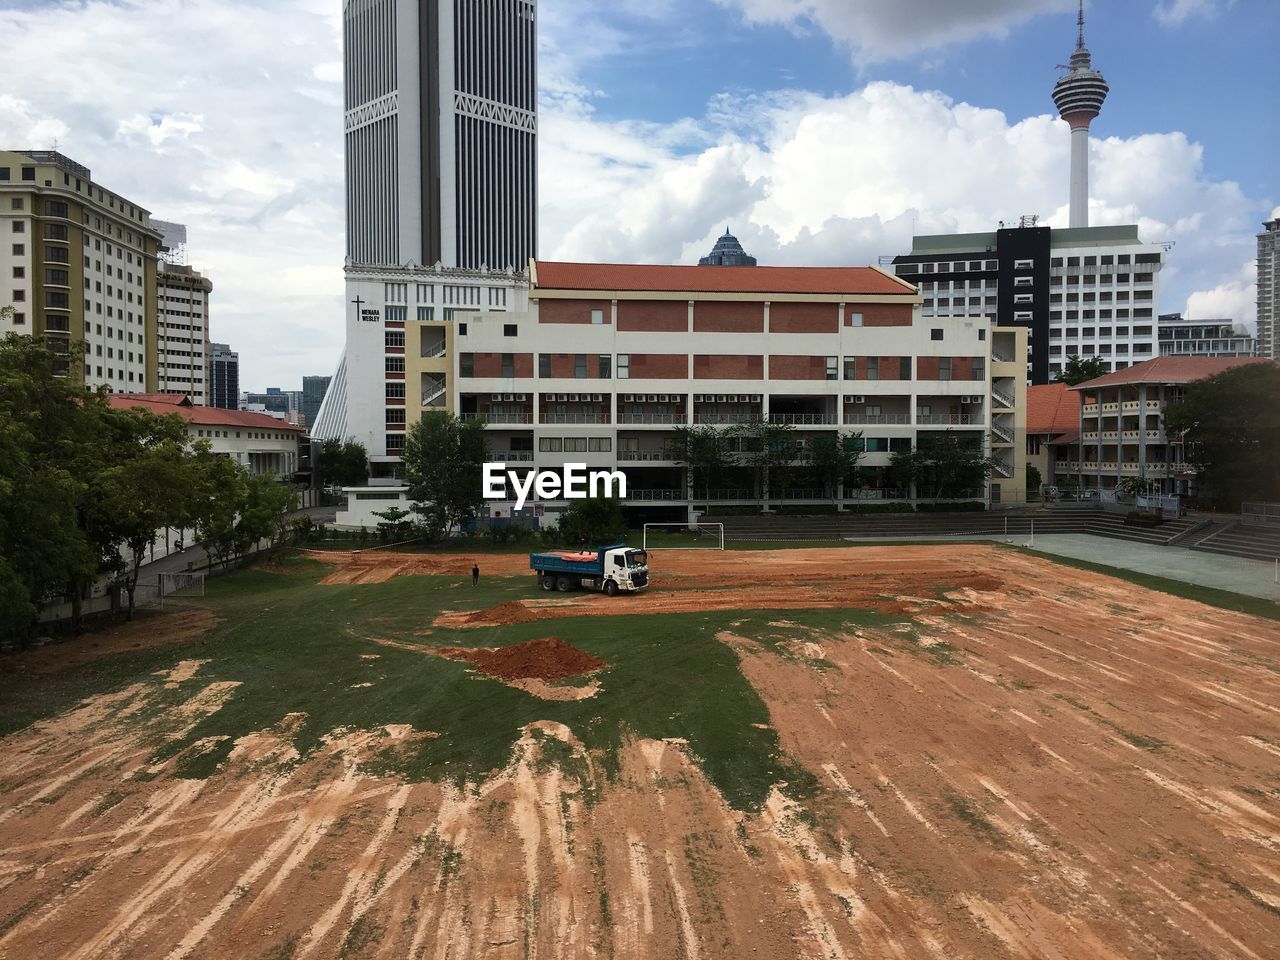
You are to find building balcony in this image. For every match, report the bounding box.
[843,413,912,425]
[917,414,983,427]
[540,413,611,425]
[490,450,534,462]
[617,413,686,425]
[1082,403,1098,414]
[693,412,760,425]
[464,412,533,424]
[770,413,837,425]
[618,451,672,462]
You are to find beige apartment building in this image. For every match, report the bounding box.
[154,262,214,404]
[0,150,162,390]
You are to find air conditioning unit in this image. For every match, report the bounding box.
[716,394,727,402]
[514,393,526,401]
[752,394,762,403]
[852,395,866,404]
[593,394,604,402]
[503,393,515,402]
[647,394,658,402]
[961,395,978,404]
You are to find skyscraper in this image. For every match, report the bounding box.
[343,0,537,271]
[1258,218,1279,361]
[1052,1,1108,228]
[208,342,239,410]
[302,374,332,429]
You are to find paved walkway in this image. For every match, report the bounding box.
[1015,533,1280,603]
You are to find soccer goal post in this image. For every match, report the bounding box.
[642,522,725,550]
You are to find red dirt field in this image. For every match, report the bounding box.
[1,546,1278,958]
[434,636,606,681]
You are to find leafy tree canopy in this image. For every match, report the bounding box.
[1055,355,1109,386]
[402,410,489,535]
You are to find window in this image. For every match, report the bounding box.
[574,354,587,378]
[865,404,882,417]
[539,353,551,377]
[939,357,952,381]
[503,323,517,337]
[386,434,405,452]
[1014,259,1034,270]
[12,222,24,234]
[866,357,879,381]
[591,309,604,325]
[849,312,863,327]
[459,353,474,377]
[384,330,405,348]
[417,306,435,321]
[384,305,407,322]
[386,409,406,425]
[599,354,611,378]
[930,328,943,341]
[0,168,7,180]
[972,359,985,381]
[12,266,23,279]
[11,312,24,325]
[45,200,68,218]
[564,437,588,453]
[899,356,912,379]
[540,437,564,452]
[11,244,22,256]
[825,356,838,380]
[616,354,630,379]
[11,290,24,302]
[588,437,612,452]
[386,382,405,399]
[21,167,35,181]
[1014,276,1033,287]
[978,329,986,341]
[384,357,405,373]
[843,358,856,380]
[501,353,515,377]
[457,322,467,336]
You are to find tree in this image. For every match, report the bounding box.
[1164,364,1280,507]
[556,496,627,546]
[372,505,415,542]
[806,432,864,504]
[736,419,797,503]
[85,408,203,619]
[1025,464,1043,498]
[665,425,735,500]
[317,438,369,489]
[192,453,251,569]
[402,410,489,535]
[890,432,997,500]
[1055,355,1109,386]
[0,332,100,638]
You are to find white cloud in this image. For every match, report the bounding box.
[1184,259,1257,331]
[712,0,1071,61]
[0,0,1264,391]
[1153,0,1221,26]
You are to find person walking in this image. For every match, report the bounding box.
[471,563,480,586]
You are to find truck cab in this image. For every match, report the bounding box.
[601,546,649,593]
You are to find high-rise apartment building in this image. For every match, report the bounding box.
[208,341,240,409]
[302,375,332,429]
[154,262,213,403]
[0,149,161,389]
[342,0,537,270]
[892,223,1164,384]
[1157,313,1255,358]
[1258,218,1279,361]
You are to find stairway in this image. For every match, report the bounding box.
[1082,512,1200,546]
[1191,522,1280,562]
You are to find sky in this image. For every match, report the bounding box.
[0,0,1275,392]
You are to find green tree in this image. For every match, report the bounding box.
[556,496,627,546]
[736,419,797,503]
[665,425,735,500]
[1025,464,1043,498]
[1055,355,1109,386]
[192,453,251,569]
[85,409,203,619]
[0,332,99,639]
[372,505,415,542]
[402,410,489,535]
[806,432,864,504]
[317,438,369,489]
[890,432,997,500]
[1164,364,1280,507]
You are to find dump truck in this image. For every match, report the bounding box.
[529,544,649,596]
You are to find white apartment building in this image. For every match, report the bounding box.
[893,223,1164,385]
[449,260,1027,521]
[1258,218,1279,361]
[154,263,213,404]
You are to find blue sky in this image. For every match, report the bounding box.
[0,0,1272,390]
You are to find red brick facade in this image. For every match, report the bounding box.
[694,355,764,379]
[692,301,763,333]
[768,355,831,380]
[627,354,689,379]
[847,356,911,381]
[539,299,611,324]
[618,300,687,332]
[847,303,912,328]
[469,353,534,377]
[771,302,838,334]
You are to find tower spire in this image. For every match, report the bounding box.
[1053,0,1108,228]
[1077,0,1085,51]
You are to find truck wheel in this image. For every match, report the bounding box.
[541,574,556,592]
[557,576,574,592]
[604,580,619,597]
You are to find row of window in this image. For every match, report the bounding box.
[0,167,148,224]
[538,437,613,452]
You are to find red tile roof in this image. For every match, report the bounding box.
[1071,356,1272,390]
[533,260,917,296]
[1026,382,1080,435]
[107,394,303,432]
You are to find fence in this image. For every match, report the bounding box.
[1242,502,1280,527]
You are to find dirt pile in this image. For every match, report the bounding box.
[461,600,541,626]
[436,636,605,681]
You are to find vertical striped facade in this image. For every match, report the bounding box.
[343,0,537,272]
